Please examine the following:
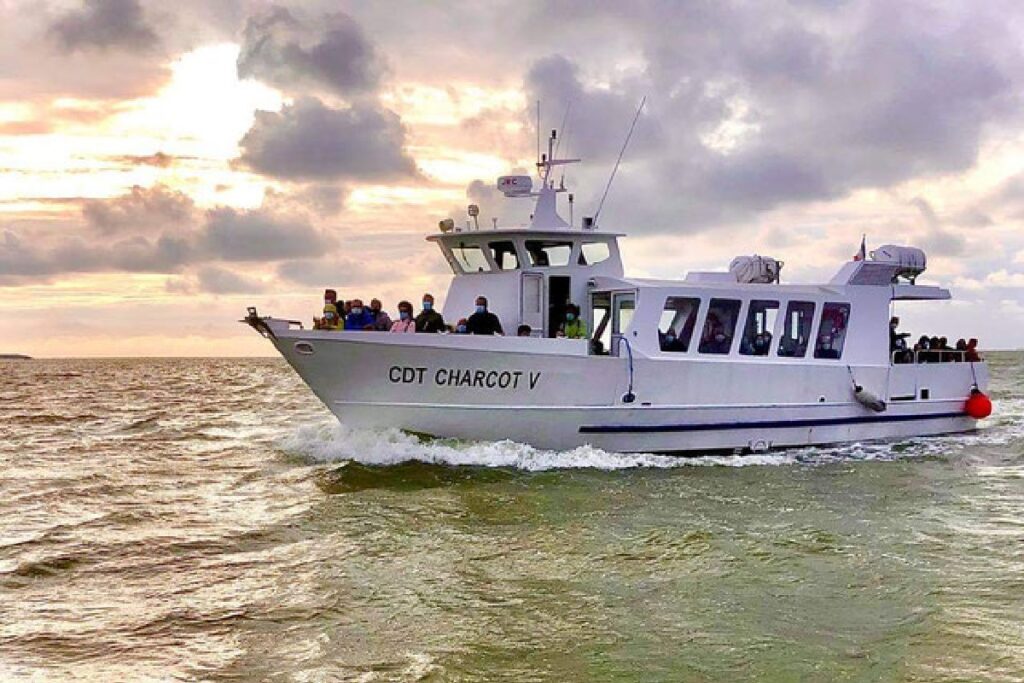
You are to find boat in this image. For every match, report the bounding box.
[244,129,993,454]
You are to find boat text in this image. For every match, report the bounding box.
[388,366,541,390]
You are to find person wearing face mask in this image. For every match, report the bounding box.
[454,318,469,334]
[466,296,503,335]
[415,293,446,333]
[557,303,587,339]
[660,327,686,352]
[315,303,342,330]
[344,298,375,330]
[368,298,391,331]
[390,301,416,333]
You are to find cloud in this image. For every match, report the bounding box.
[49,0,159,52]
[237,6,385,96]
[236,96,418,181]
[0,185,332,283]
[199,207,328,262]
[194,265,267,294]
[910,197,966,257]
[82,184,195,234]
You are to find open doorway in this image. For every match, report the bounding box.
[547,276,571,337]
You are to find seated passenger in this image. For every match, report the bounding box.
[415,293,446,333]
[345,298,374,330]
[390,301,416,333]
[816,334,840,359]
[454,318,469,334]
[517,324,532,337]
[466,296,503,335]
[660,328,688,352]
[751,332,771,356]
[315,303,342,330]
[368,298,391,331]
[558,303,587,339]
[702,324,731,354]
[965,338,981,362]
[954,338,967,361]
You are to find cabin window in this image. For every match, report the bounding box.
[778,301,815,357]
[590,292,612,355]
[659,297,700,352]
[453,242,491,273]
[814,302,851,359]
[699,298,741,355]
[578,242,611,266]
[488,241,519,270]
[739,300,779,356]
[525,240,573,267]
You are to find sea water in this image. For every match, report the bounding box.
[1,354,1022,681]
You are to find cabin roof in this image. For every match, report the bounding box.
[589,275,951,300]
[427,228,624,242]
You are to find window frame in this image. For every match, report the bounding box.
[524,239,575,268]
[813,301,852,360]
[739,299,780,357]
[776,300,816,358]
[487,240,521,271]
[658,296,702,354]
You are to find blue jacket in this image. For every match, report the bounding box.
[345,310,374,330]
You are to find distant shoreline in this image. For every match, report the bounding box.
[0,354,32,360]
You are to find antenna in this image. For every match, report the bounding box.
[535,100,541,172]
[593,95,646,226]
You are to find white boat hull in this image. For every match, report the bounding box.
[264,323,986,454]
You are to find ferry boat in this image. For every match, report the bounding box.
[245,130,992,454]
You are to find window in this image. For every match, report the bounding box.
[699,298,741,354]
[488,241,519,270]
[815,302,851,359]
[778,301,815,357]
[739,300,779,356]
[453,242,490,272]
[659,297,700,352]
[579,241,611,265]
[590,292,611,355]
[525,240,573,267]
[611,292,635,357]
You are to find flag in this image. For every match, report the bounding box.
[853,234,866,261]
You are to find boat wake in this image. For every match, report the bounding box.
[277,399,1023,471]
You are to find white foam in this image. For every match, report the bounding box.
[276,397,1023,471]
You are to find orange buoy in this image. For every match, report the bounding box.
[964,389,993,419]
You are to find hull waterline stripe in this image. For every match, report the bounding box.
[579,411,967,434]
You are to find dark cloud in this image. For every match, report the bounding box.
[194,265,267,294]
[50,0,159,52]
[199,207,328,261]
[910,197,967,257]
[237,96,418,181]
[0,185,331,284]
[82,184,195,234]
[237,6,385,96]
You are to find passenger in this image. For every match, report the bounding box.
[315,303,342,330]
[415,293,446,333]
[344,298,374,330]
[558,303,588,339]
[890,316,911,358]
[390,301,416,333]
[517,324,532,337]
[965,338,981,363]
[324,288,339,309]
[914,335,931,363]
[454,318,469,334]
[938,336,952,362]
[817,334,840,359]
[342,300,352,316]
[703,323,731,354]
[928,336,942,363]
[466,296,503,335]
[955,338,968,362]
[752,332,771,356]
[368,298,391,331]
[660,328,687,352]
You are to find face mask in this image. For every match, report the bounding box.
[666,334,676,342]
[457,325,467,333]
[715,334,725,342]
[566,313,575,322]
[352,307,363,315]
[422,301,432,311]
[325,313,335,320]
[475,305,486,314]
[400,311,410,320]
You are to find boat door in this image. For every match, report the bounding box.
[520,272,544,334]
[610,291,636,357]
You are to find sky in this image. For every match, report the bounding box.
[2,0,1024,357]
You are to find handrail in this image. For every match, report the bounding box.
[890,349,982,365]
